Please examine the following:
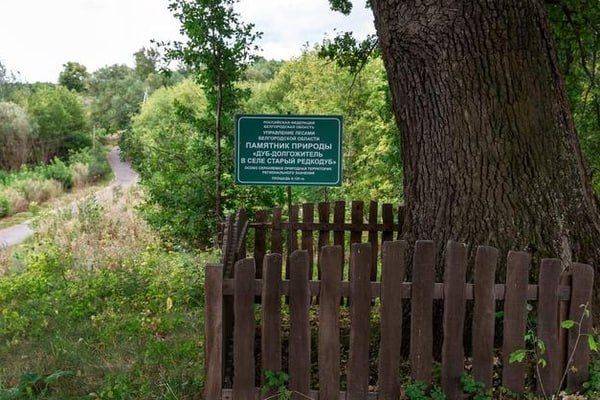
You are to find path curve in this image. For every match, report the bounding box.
[0,147,138,249]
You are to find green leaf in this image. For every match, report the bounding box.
[561,320,576,329]
[509,349,527,364]
[588,335,599,352]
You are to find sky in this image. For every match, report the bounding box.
[0,0,375,83]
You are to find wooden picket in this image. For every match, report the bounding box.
[207,203,595,399]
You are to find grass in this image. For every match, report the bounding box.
[0,146,112,221]
[0,187,218,399]
[0,179,112,230]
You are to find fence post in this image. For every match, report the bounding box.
[567,263,594,392]
[537,259,562,395]
[347,243,372,400]
[204,263,223,400]
[378,240,407,399]
[317,202,330,279]
[441,241,468,399]
[410,240,436,383]
[318,245,343,400]
[289,250,310,398]
[261,254,282,398]
[271,207,283,255]
[472,246,499,388]
[286,205,299,282]
[233,258,256,399]
[501,251,531,393]
[301,203,315,279]
[333,201,346,283]
[254,210,268,279]
[368,200,379,281]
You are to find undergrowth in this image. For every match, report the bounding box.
[0,188,217,399]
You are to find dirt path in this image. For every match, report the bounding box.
[0,147,138,249]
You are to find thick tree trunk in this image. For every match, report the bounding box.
[371,1,600,308]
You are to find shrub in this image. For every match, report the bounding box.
[15,178,62,203]
[1,186,28,214]
[126,79,283,247]
[42,158,74,189]
[25,85,90,162]
[0,101,32,170]
[0,193,10,217]
[71,162,89,188]
[87,158,111,182]
[0,189,209,398]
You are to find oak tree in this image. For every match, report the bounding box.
[329,1,600,309]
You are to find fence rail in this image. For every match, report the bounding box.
[205,238,594,399]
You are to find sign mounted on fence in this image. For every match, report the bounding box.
[235,114,343,186]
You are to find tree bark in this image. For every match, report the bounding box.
[371,1,600,309]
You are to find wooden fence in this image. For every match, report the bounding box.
[206,203,594,399]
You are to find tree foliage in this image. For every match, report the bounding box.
[58,62,89,93]
[134,47,159,80]
[25,85,90,162]
[547,0,600,190]
[88,64,145,133]
[246,51,402,203]
[162,0,262,223]
[0,101,32,170]
[123,79,283,247]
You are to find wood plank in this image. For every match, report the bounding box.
[271,207,283,254]
[221,215,234,275]
[410,240,436,383]
[234,209,248,260]
[441,241,468,400]
[286,205,299,282]
[317,202,330,279]
[220,215,235,384]
[347,243,372,400]
[221,388,382,400]
[318,245,343,400]
[302,203,315,279]
[381,203,394,244]
[378,240,407,399]
[471,245,499,388]
[289,250,311,398]
[350,201,364,245]
[567,263,594,392]
[501,251,531,393]
[222,279,571,301]
[223,221,408,231]
[333,201,346,282]
[261,254,282,396]
[253,210,268,279]
[558,272,572,385]
[204,263,223,400]
[368,200,379,281]
[233,258,256,399]
[536,259,562,396]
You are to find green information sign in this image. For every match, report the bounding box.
[235,115,343,186]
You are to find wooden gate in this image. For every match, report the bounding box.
[205,202,594,399]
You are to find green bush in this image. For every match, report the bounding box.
[24,85,90,162]
[0,232,207,398]
[42,158,73,189]
[14,178,62,203]
[87,159,111,182]
[0,194,11,217]
[0,101,32,170]
[125,79,283,247]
